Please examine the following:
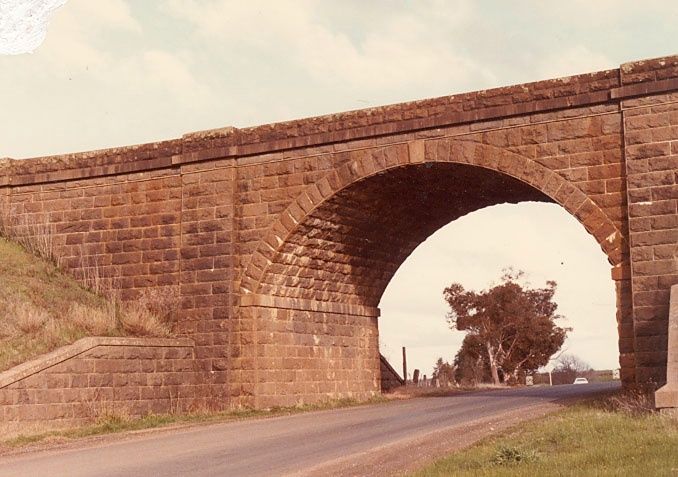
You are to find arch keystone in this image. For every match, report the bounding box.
[408,140,425,163]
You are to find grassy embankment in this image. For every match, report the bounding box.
[411,394,677,477]
[0,235,175,373]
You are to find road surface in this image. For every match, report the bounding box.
[0,382,619,476]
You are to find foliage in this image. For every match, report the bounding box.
[445,270,570,385]
[453,334,491,385]
[432,357,455,385]
[492,445,540,465]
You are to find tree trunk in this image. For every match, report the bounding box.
[486,343,501,385]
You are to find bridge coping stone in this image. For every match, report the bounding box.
[1,54,676,188]
[0,336,195,389]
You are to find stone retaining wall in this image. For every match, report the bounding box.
[0,337,198,437]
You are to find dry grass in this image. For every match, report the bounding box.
[596,389,657,416]
[10,301,50,334]
[67,303,118,336]
[119,304,172,337]
[0,235,179,372]
[0,210,61,268]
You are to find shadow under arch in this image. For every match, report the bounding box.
[240,140,628,310]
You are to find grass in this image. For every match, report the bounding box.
[0,237,118,371]
[0,237,176,372]
[410,393,678,477]
[0,396,389,451]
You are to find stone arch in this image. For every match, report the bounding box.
[240,139,627,309]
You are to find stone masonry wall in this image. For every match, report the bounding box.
[241,305,380,409]
[237,104,633,386]
[618,56,678,386]
[0,337,197,437]
[5,168,183,302]
[178,158,236,402]
[622,90,678,385]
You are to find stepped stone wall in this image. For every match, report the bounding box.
[0,338,196,437]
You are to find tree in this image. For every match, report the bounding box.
[552,353,592,385]
[453,334,490,385]
[444,270,570,385]
[432,357,455,385]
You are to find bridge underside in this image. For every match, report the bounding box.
[258,163,552,307]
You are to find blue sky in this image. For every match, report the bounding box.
[2,0,676,375]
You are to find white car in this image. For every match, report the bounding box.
[573,377,589,384]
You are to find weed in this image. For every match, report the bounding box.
[9,301,49,334]
[492,445,540,465]
[137,286,181,331]
[0,209,61,268]
[67,303,118,336]
[119,304,172,337]
[605,390,655,416]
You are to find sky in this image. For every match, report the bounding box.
[1,1,676,376]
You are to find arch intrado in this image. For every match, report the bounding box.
[242,141,625,301]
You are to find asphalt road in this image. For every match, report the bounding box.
[0,382,619,477]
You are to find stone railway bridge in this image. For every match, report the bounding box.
[2,55,678,410]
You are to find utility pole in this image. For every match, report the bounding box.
[402,347,407,385]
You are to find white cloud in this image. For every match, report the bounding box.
[535,45,616,80]
[62,0,141,33]
[523,0,676,29]
[162,0,495,95]
[0,0,211,158]
[32,0,141,70]
[0,0,67,54]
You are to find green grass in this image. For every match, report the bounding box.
[411,397,678,477]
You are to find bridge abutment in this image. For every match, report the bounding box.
[239,298,380,408]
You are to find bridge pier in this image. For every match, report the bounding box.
[238,296,380,408]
